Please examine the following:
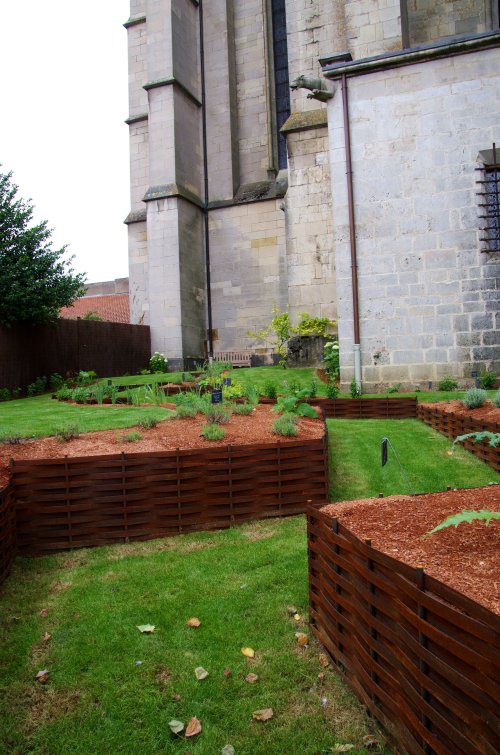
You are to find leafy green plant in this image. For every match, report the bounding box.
[295,312,335,337]
[55,425,80,441]
[492,389,500,408]
[201,423,226,440]
[387,383,401,394]
[308,378,318,398]
[438,375,458,391]
[427,509,500,535]
[479,370,497,389]
[123,431,142,443]
[71,387,90,404]
[11,387,21,399]
[272,414,299,437]
[350,378,361,399]
[75,370,97,386]
[263,380,278,399]
[137,416,160,430]
[231,402,254,415]
[0,388,10,402]
[462,388,488,409]
[272,388,317,418]
[92,383,106,405]
[247,305,292,368]
[149,352,168,373]
[326,382,339,400]
[49,373,65,392]
[176,404,198,419]
[244,383,259,406]
[453,431,500,449]
[222,379,246,399]
[81,310,102,321]
[204,404,231,425]
[55,387,72,401]
[27,376,46,396]
[323,340,340,380]
[143,383,166,406]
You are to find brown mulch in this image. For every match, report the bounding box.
[420,399,500,424]
[321,486,500,614]
[0,404,324,488]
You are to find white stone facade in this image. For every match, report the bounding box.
[124,0,499,382]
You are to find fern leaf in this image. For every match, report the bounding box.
[427,509,500,535]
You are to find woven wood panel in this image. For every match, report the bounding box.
[258,397,418,419]
[0,482,16,585]
[307,507,500,755]
[12,437,328,555]
[417,404,500,471]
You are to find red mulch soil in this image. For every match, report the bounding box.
[321,486,500,614]
[0,404,323,489]
[420,399,500,424]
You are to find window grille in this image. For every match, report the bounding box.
[271,0,290,170]
[477,142,500,252]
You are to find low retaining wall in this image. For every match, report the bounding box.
[417,404,500,471]
[259,397,417,419]
[9,437,327,556]
[307,506,500,755]
[0,482,16,584]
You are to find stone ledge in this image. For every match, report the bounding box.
[125,113,148,125]
[280,110,328,134]
[124,209,147,225]
[143,77,201,107]
[123,15,146,29]
[142,183,204,209]
[208,176,288,210]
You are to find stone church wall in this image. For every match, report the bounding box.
[328,47,500,389]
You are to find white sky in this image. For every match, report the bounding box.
[0,1,131,284]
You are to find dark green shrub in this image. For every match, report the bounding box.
[326,383,339,400]
[71,387,90,404]
[323,340,340,380]
[438,376,458,391]
[149,352,168,373]
[11,387,21,399]
[232,402,254,415]
[201,423,225,440]
[350,378,361,399]
[308,378,318,398]
[462,388,488,409]
[479,371,497,389]
[56,387,72,401]
[263,380,278,399]
[27,376,46,396]
[55,425,80,441]
[75,370,97,386]
[49,373,65,391]
[272,414,298,437]
[387,383,401,394]
[0,388,10,402]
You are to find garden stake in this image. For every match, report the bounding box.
[380,437,416,496]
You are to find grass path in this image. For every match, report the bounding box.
[0,518,384,754]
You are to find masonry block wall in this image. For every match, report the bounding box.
[328,48,500,388]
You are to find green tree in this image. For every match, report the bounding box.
[0,168,86,326]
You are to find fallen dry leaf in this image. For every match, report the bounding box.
[137,624,155,633]
[362,734,380,749]
[42,632,52,643]
[39,609,49,618]
[241,647,255,658]
[295,632,309,646]
[187,617,201,628]
[287,605,298,616]
[319,653,329,667]
[35,669,49,684]
[318,672,325,682]
[293,613,301,621]
[185,716,202,737]
[245,673,259,683]
[223,668,232,677]
[172,693,182,702]
[168,719,184,735]
[252,708,273,722]
[195,666,209,681]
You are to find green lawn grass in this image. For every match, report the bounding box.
[0,518,384,755]
[328,418,498,502]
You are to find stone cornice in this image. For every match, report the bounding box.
[125,113,148,126]
[208,177,288,210]
[124,209,147,225]
[322,30,500,79]
[280,110,328,134]
[123,15,146,29]
[142,183,204,209]
[143,77,201,107]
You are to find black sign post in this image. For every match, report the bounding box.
[211,389,223,404]
[381,437,388,467]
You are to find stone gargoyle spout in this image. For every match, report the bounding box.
[290,74,334,102]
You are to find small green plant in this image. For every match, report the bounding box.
[149,352,168,373]
[453,431,500,449]
[244,383,259,407]
[201,423,226,440]
[323,340,340,380]
[427,509,500,536]
[143,384,166,405]
[222,379,246,399]
[138,417,160,430]
[27,376,46,396]
[123,431,142,443]
[55,425,80,441]
[176,404,198,419]
[232,402,254,415]
[81,310,102,321]
[479,370,497,389]
[263,380,278,399]
[272,414,299,437]
[462,388,488,409]
[247,305,292,368]
[11,387,21,399]
[492,389,500,408]
[71,387,90,404]
[350,378,361,399]
[272,388,317,418]
[55,387,72,401]
[438,375,458,391]
[204,405,231,425]
[92,383,106,405]
[308,378,318,398]
[295,312,335,337]
[75,370,97,386]
[49,373,65,392]
[0,388,10,402]
[0,434,23,444]
[326,382,339,400]
[387,383,401,394]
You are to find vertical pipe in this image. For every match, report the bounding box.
[341,73,362,389]
[199,0,214,358]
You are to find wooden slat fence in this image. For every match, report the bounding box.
[307,506,500,755]
[258,397,417,419]
[417,404,500,471]
[0,481,16,584]
[11,437,328,555]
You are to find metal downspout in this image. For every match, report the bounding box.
[341,73,362,389]
[199,0,214,359]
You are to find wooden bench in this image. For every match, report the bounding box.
[213,350,252,367]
